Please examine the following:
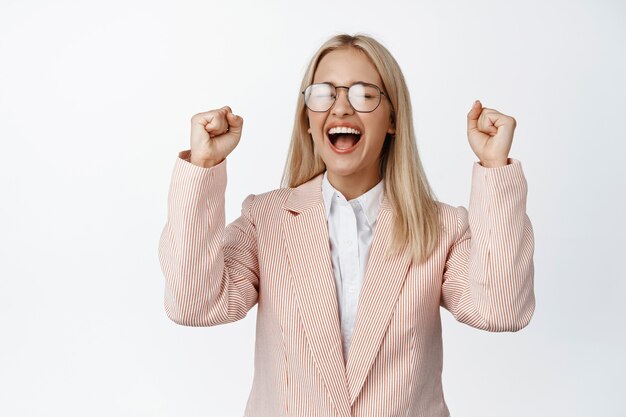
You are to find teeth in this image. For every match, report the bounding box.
[328,126,361,135]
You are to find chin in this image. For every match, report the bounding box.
[323,160,365,178]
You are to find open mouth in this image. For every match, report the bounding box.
[327,126,362,151]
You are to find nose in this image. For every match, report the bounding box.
[330,87,354,116]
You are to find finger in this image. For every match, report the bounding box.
[226,111,244,133]
[205,118,227,134]
[191,111,215,126]
[467,100,482,132]
[480,108,513,125]
[206,109,230,135]
[478,110,500,135]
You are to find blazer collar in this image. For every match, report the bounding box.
[281,172,325,213]
[282,172,392,215]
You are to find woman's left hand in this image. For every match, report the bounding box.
[466,100,516,168]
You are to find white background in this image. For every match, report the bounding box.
[1,0,625,416]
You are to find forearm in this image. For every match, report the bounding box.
[159,154,258,326]
[467,158,535,331]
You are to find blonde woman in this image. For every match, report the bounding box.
[159,34,535,417]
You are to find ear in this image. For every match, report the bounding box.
[306,112,312,135]
[388,111,396,135]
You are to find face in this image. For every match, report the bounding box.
[307,47,395,188]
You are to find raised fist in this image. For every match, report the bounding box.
[189,106,244,167]
[467,100,516,168]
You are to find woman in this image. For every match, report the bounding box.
[159,33,535,417]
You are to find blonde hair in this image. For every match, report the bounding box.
[281,34,440,264]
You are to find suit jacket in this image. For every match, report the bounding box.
[159,151,535,417]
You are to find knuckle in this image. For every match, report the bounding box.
[191,111,214,123]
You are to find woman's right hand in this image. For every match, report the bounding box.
[189,106,243,168]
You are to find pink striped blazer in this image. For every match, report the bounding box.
[159,151,535,417]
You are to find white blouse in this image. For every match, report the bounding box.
[321,171,385,363]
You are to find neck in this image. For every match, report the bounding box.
[326,170,382,201]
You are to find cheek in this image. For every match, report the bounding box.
[307,114,326,139]
[365,115,391,141]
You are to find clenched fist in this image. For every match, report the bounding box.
[190,106,244,168]
[467,100,517,168]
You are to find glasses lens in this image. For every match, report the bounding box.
[304,84,335,112]
[348,83,381,112]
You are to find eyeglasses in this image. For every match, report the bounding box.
[302,82,388,113]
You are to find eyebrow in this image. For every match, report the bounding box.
[317,80,378,87]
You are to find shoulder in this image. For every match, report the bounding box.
[434,201,468,241]
[435,201,465,223]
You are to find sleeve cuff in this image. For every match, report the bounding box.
[471,157,527,200]
[474,157,517,169]
[170,149,228,198]
[177,149,227,171]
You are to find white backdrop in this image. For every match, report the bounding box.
[1,0,625,416]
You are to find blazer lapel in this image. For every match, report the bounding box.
[345,197,412,405]
[281,174,351,417]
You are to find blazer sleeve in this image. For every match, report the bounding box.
[440,158,535,332]
[158,150,259,327]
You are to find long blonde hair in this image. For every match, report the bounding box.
[281,34,440,264]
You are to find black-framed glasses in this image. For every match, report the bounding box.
[302,82,388,113]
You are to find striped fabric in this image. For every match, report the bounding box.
[158,150,535,417]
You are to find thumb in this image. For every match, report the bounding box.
[226,111,244,132]
[467,100,481,132]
